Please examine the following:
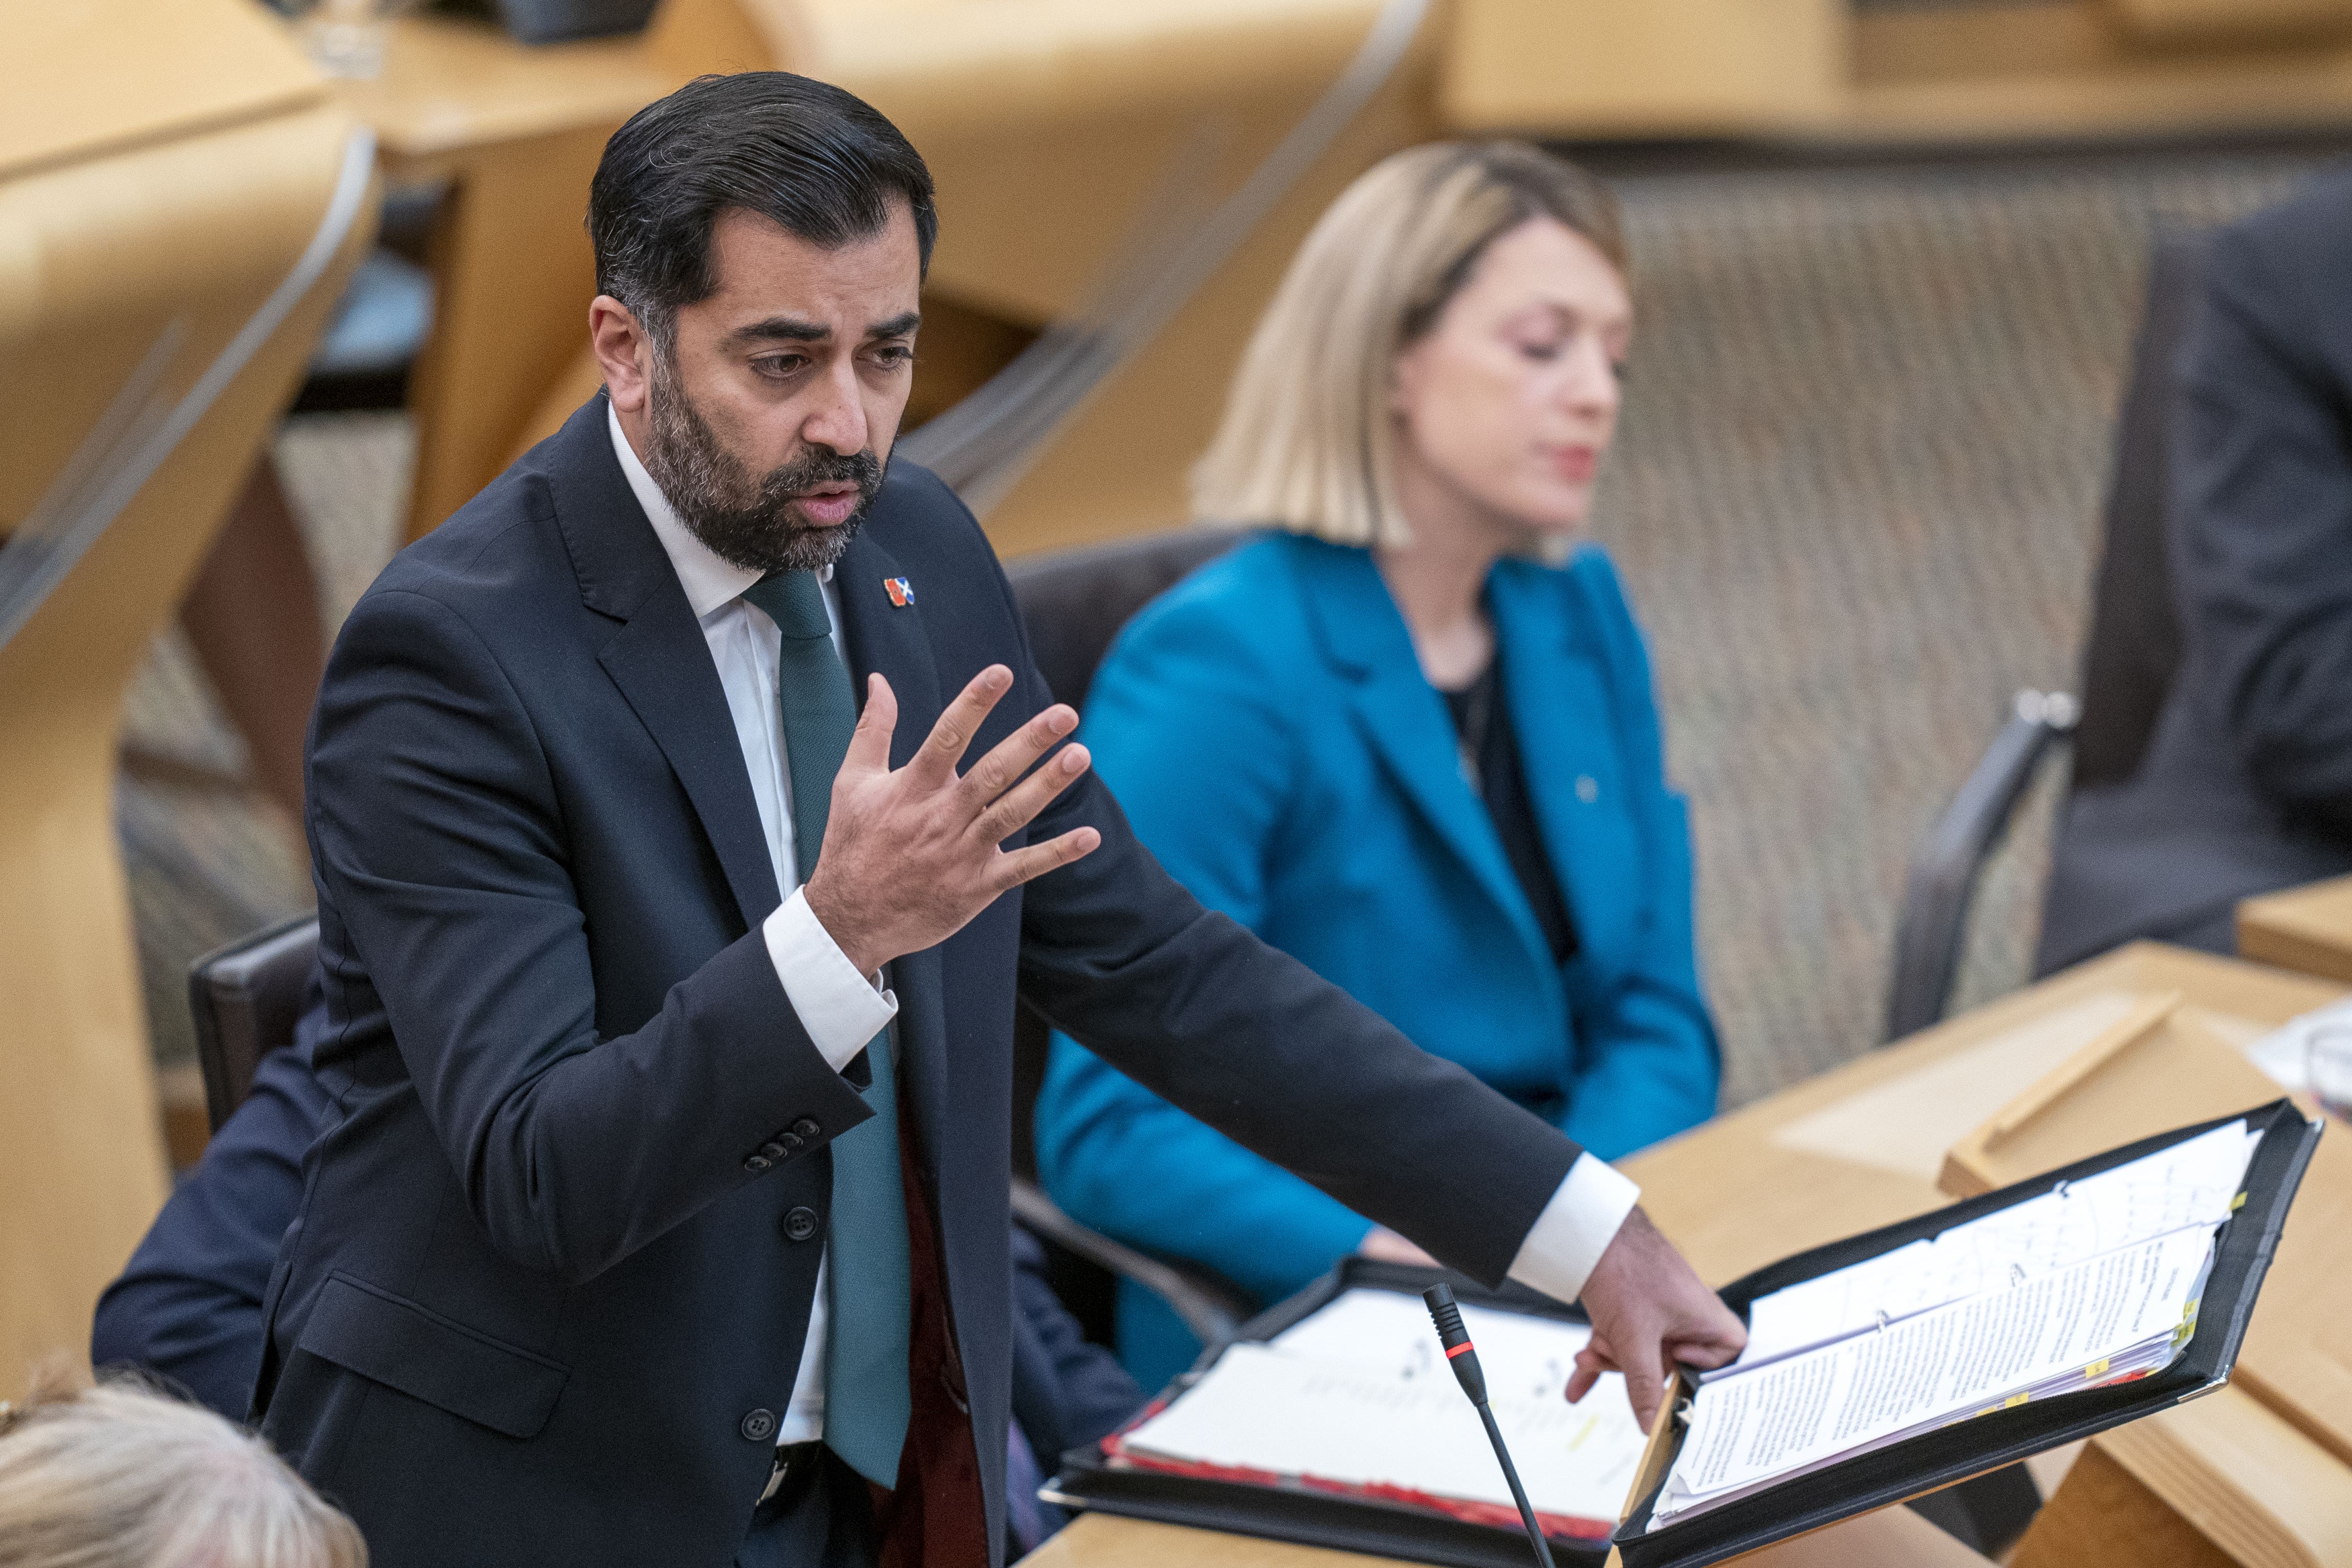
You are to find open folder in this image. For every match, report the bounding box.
[1047,1101,2319,1568]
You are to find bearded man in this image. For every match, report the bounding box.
[254,71,1743,1568]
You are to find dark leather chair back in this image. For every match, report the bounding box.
[1001,526,1247,1184]
[189,913,319,1133]
[1005,527,1249,711]
[2070,230,2211,791]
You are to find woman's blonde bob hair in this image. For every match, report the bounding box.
[1192,140,1626,549]
[0,1369,367,1568]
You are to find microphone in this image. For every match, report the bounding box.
[1424,1284,1559,1568]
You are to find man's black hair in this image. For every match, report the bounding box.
[588,72,937,345]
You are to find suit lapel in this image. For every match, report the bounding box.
[549,395,781,932]
[1293,542,1551,970]
[1491,561,1630,976]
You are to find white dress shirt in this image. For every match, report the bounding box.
[606,404,1638,1426]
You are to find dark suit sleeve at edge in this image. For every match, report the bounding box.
[308,587,873,1285]
[2180,210,2352,829]
[978,565,1585,1290]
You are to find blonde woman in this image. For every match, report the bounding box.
[0,1370,365,1567]
[1035,142,1722,1385]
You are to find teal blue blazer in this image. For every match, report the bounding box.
[1035,533,1721,1384]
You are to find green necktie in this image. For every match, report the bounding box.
[740,569,911,1490]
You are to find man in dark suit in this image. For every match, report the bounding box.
[2040,171,2352,969]
[91,1003,1140,1558]
[255,71,1741,1567]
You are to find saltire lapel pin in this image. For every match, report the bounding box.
[883,576,914,607]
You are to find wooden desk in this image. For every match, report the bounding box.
[1030,1498,1992,1567]
[329,15,681,540]
[1623,942,2352,1568]
[2238,874,2352,987]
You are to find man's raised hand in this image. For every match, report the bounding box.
[802,665,1102,976]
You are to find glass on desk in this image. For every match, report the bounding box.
[2310,1024,2352,1121]
[281,0,420,79]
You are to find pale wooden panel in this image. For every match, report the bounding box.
[335,14,678,180]
[2014,1441,2233,1568]
[2239,873,2352,986]
[2103,0,2352,43]
[1850,2,2352,142]
[1439,0,1848,137]
[0,0,320,180]
[399,123,613,537]
[1023,1508,1989,1568]
[2097,1384,2352,1568]
[0,93,372,1397]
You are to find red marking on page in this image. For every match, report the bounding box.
[1100,1428,1614,1542]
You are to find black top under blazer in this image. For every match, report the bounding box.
[255,396,1586,1568]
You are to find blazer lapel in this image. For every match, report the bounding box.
[1293,543,1551,968]
[1491,561,1634,976]
[549,395,781,933]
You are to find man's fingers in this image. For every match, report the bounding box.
[1669,1325,1745,1371]
[989,827,1102,891]
[972,744,1091,845]
[843,674,897,774]
[956,704,1078,812]
[911,665,1014,785]
[1618,1340,1666,1433]
[1564,1343,1614,1405]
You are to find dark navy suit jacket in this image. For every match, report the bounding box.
[251,397,1585,1568]
[90,1018,1142,1467]
[2041,171,2352,966]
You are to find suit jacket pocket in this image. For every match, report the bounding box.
[297,1271,569,1440]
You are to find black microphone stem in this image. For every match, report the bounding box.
[1424,1284,1558,1568]
[1477,1401,1559,1568]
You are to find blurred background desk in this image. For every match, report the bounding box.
[2238,875,2352,986]
[329,13,679,540]
[0,0,372,1396]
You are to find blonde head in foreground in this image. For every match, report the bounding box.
[0,1370,366,1568]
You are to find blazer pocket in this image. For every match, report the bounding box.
[296,1271,569,1440]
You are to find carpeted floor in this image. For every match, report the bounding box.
[118,144,2349,1112]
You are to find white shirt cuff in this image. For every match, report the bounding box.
[763,888,898,1073]
[1504,1153,1640,1304]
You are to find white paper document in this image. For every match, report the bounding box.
[1730,1120,2258,1373]
[1113,1288,1650,1531]
[1651,1123,2257,1526]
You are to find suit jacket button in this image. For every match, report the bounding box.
[778,1133,804,1152]
[782,1206,820,1243]
[741,1408,777,1443]
[758,1142,786,1161]
[744,1155,773,1173]
[791,1118,820,1139]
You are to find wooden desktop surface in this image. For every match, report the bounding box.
[2239,874,2352,988]
[1027,1507,1991,1568]
[331,14,676,182]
